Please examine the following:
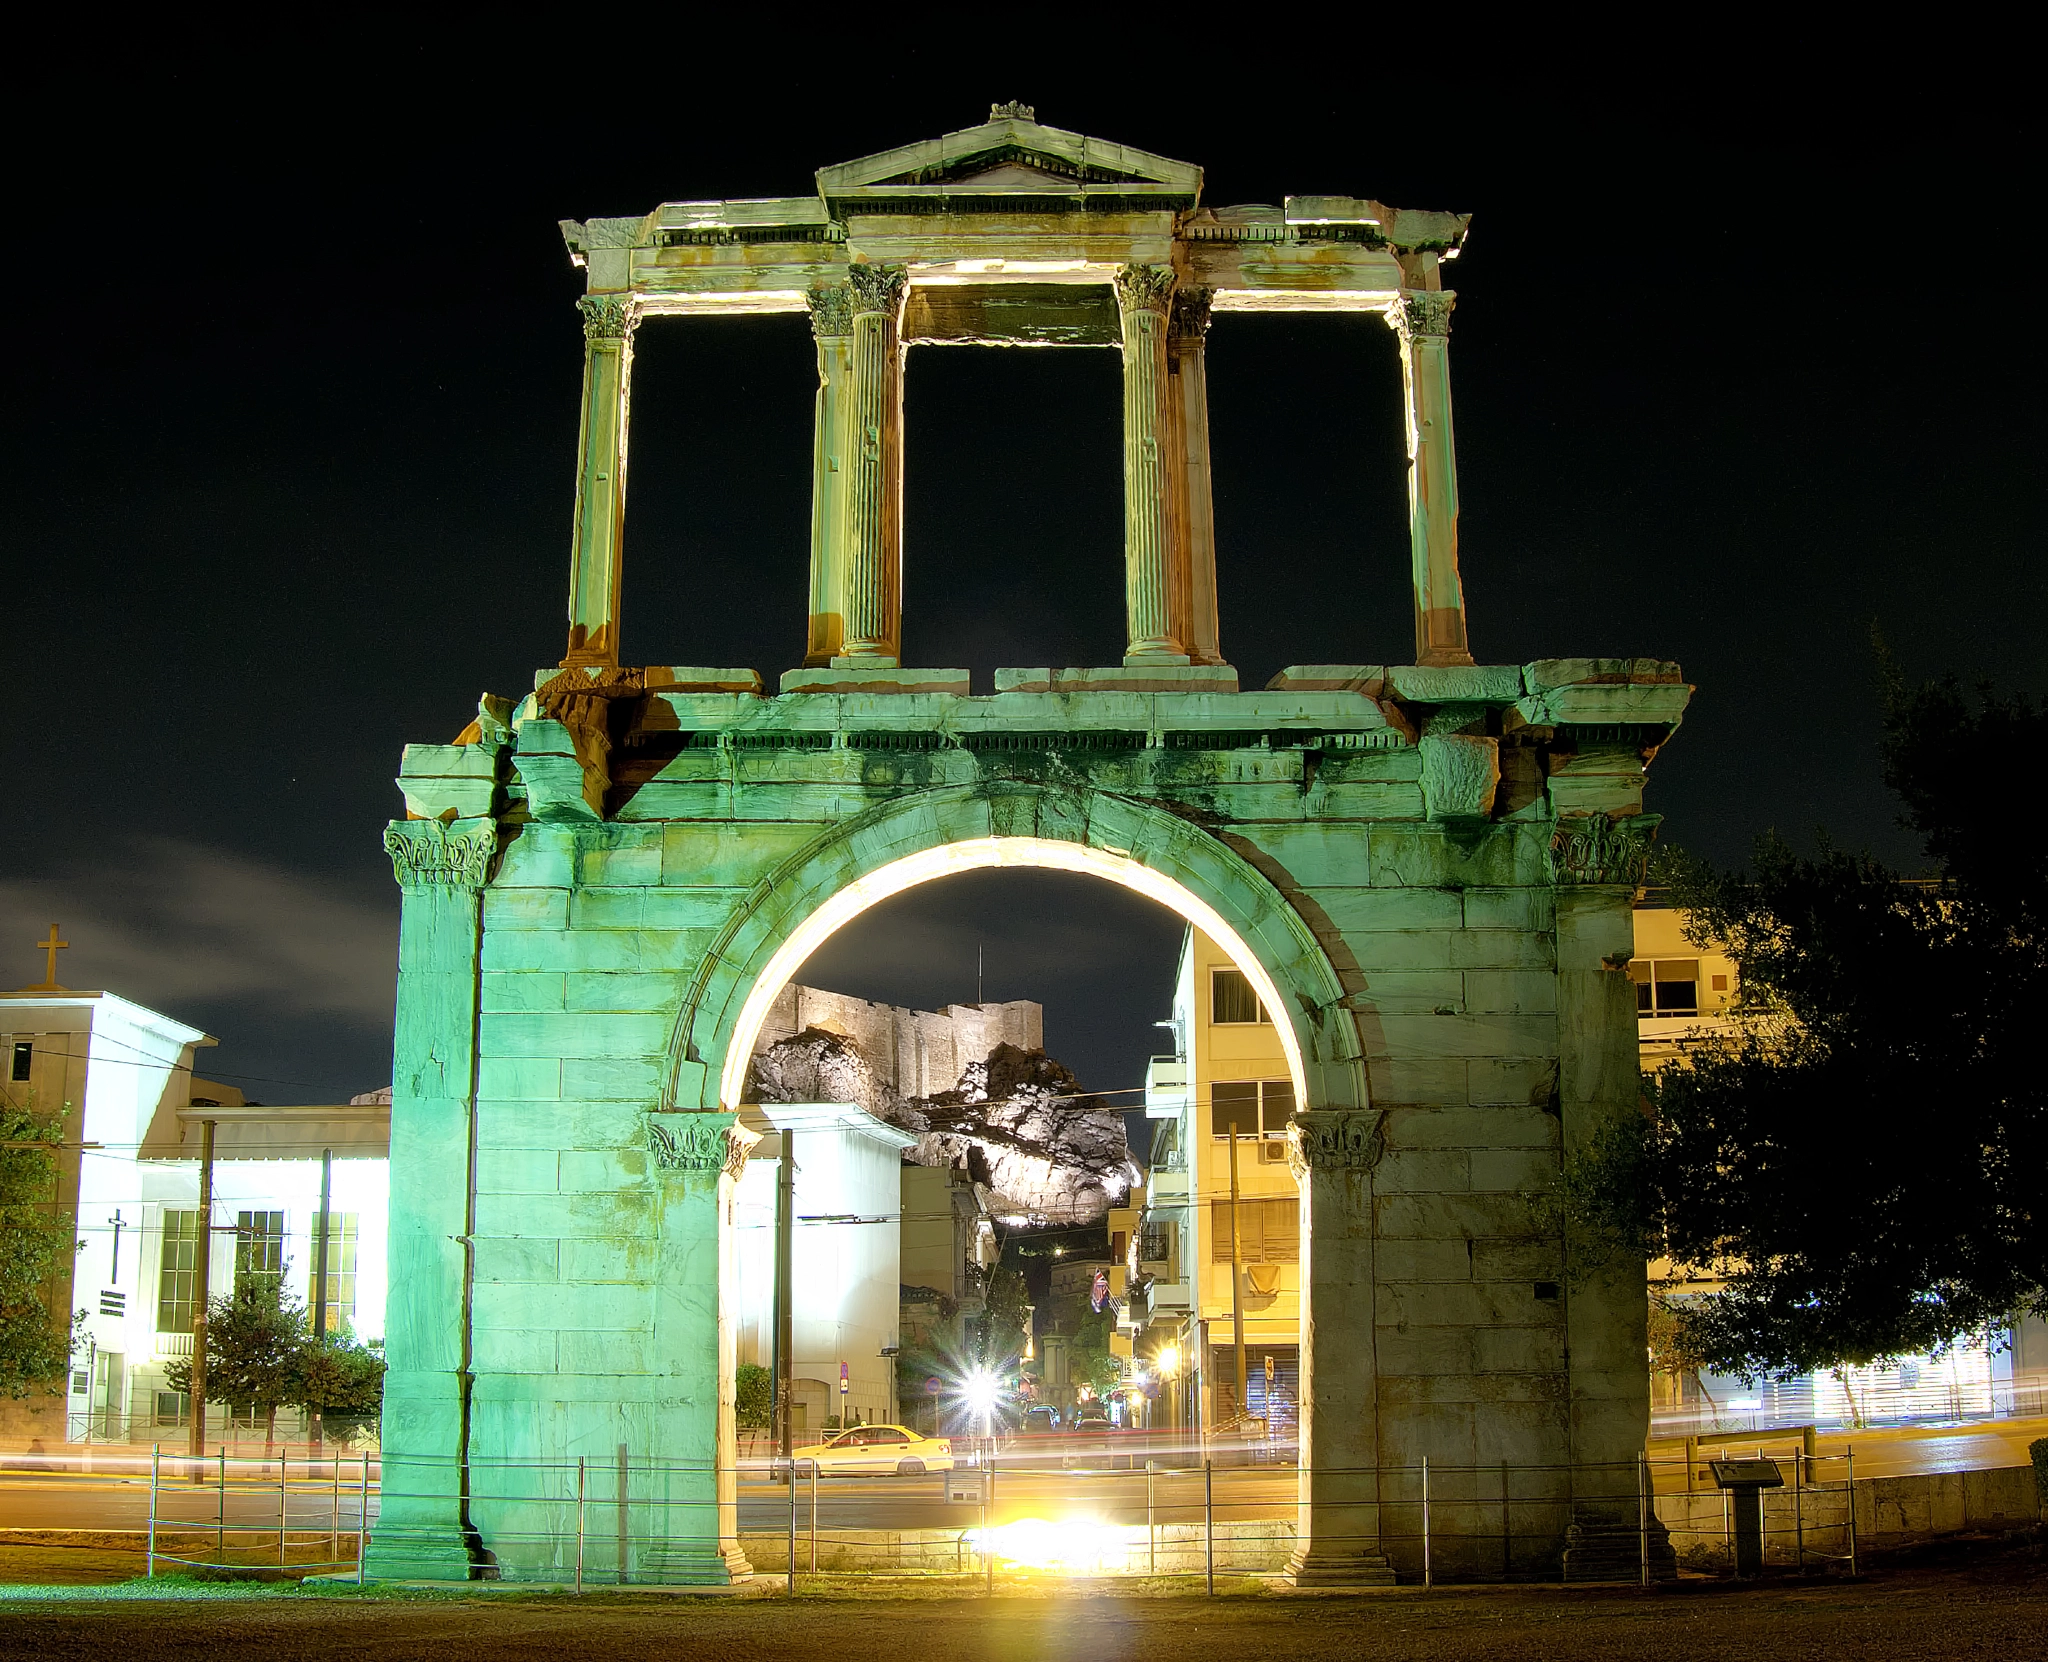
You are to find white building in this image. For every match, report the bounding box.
[732,1101,914,1434]
[1,986,387,1447]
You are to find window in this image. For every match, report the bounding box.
[1210,1198,1300,1264]
[1628,958,1699,1016]
[1210,968,1266,1025]
[1211,1079,1294,1139]
[1138,1223,1174,1266]
[10,1040,30,1082]
[157,1210,201,1333]
[313,1213,359,1330]
[234,1211,287,1294]
[154,1390,189,1427]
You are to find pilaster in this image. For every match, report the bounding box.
[646,1112,759,1582]
[837,265,907,667]
[1115,264,1188,665]
[1385,291,1474,669]
[564,294,637,668]
[1285,1110,1397,1587]
[1552,814,1675,1579]
[364,817,497,1581]
[804,285,855,666]
[1167,287,1222,666]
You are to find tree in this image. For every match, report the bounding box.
[291,1331,386,1446]
[166,1272,307,1450]
[735,1361,772,1430]
[1569,675,2048,1379]
[0,1103,83,1400]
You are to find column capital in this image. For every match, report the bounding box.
[577,293,636,343]
[1287,1109,1387,1177]
[383,819,499,891]
[647,1112,758,1181]
[847,264,908,317]
[1114,263,1177,317]
[806,283,854,338]
[1549,812,1661,887]
[1385,290,1455,340]
[1168,285,1214,343]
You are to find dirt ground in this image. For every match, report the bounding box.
[3,1551,2046,1662]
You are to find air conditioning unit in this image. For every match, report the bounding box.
[1259,1141,1290,1164]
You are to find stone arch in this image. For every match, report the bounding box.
[660,781,1367,1118]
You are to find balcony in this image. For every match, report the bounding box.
[1144,1056,1191,1120]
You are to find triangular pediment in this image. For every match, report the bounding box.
[817,109,1201,206]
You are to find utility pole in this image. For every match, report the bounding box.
[774,1132,796,1460]
[1227,1122,1246,1427]
[187,1118,216,1459]
[310,1147,333,1451]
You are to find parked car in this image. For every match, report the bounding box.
[1019,1406,1062,1434]
[791,1423,955,1476]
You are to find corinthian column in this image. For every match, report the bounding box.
[563,293,637,667]
[1386,291,1474,667]
[1115,264,1188,664]
[837,264,907,667]
[1167,287,1222,666]
[804,285,854,666]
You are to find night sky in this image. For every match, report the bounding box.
[3,49,2039,1107]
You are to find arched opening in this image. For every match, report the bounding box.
[717,837,1313,1111]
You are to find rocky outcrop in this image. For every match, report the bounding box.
[746,1031,1137,1223]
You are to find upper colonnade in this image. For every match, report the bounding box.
[556,105,1476,685]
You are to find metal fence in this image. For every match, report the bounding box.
[142,1448,373,1581]
[350,1446,1877,1590]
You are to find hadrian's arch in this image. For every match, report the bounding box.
[368,107,1693,1589]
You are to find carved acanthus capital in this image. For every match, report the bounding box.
[1549,812,1661,887]
[577,293,635,343]
[1114,263,1177,317]
[1288,1110,1386,1176]
[384,818,498,891]
[847,264,909,318]
[1168,286,1214,343]
[990,100,1036,121]
[647,1112,758,1181]
[1385,290,1455,340]
[806,284,854,338]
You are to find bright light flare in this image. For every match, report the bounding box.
[961,1367,1000,1417]
[974,1517,1120,1573]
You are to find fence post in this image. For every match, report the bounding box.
[1204,1458,1215,1595]
[1638,1454,1650,1587]
[1792,1447,1804,1571]
[810,1458,819,1574]
[217,1446,226,1564]
[147,1445,159,1578]
[331,1450,341,1562]
[787,1457,798,1596]
[1846,1446,1857,1578]
[1684,1434,1698,1494]
[983,1461,994,1595]
[280,1461,289,1565]
[1146,1460,1156,1574]
[1421,1458,1432,1590]
[616,1443,630,1586]
[357,1452,369,1585]
[1802,1425,1817,1486]
[576,1456,586,1594]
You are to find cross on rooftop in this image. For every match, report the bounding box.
[29,925,68,991]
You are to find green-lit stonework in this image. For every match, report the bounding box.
[367,109,1690,1586]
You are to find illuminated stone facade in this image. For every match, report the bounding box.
[367,109,1690,1585]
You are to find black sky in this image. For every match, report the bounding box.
[2,44,2040,1103]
